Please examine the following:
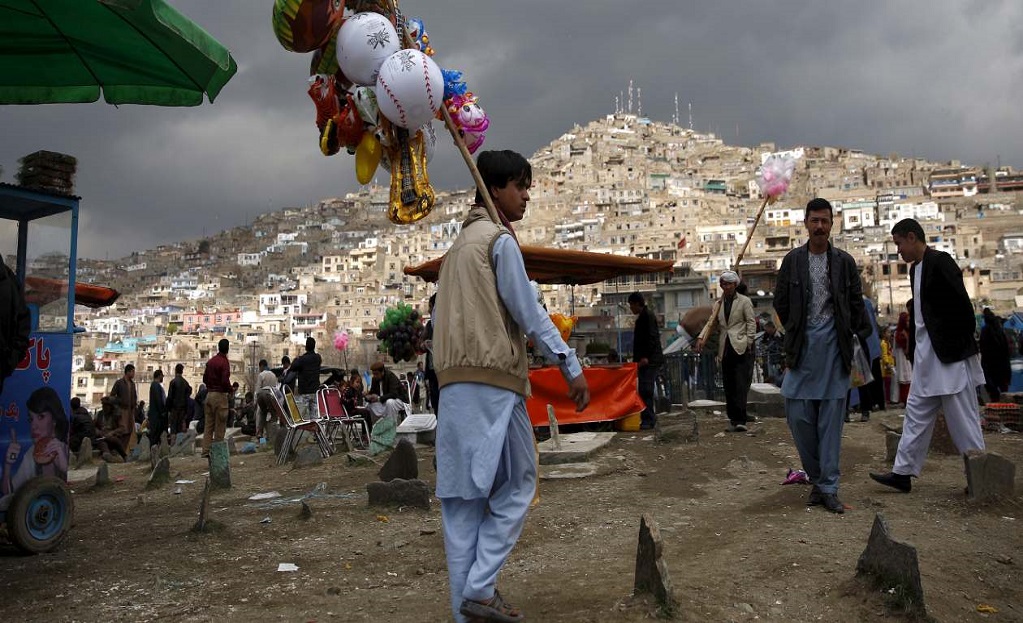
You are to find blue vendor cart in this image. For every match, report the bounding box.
[0,183,81,553]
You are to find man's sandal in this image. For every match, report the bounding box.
[459,589,524,622]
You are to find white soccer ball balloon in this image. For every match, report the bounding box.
[336,12,400,86]
[375,49,443,129]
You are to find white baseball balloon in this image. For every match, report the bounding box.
[336,12,400,86]
[375,49,443,129]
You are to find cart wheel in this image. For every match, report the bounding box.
[7,476,74,554]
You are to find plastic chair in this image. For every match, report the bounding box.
[316,386,369,450]
[267,386,332,466]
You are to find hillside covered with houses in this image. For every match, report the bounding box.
[64,112,1023,407]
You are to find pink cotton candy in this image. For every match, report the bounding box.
[333,330,349,351]
[756,153,798,199]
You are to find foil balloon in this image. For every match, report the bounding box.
[310,35,340,77]
[308,74,341,155]
[272,0,345,53]
[353,86,379,124]
[336,12,400,86]
[375,49,444,129]
[386,127,435,224]
[380,121,436,173]
[334,93,366,151]
[405,16,434,56]
[355,132,383,184]
[549,313,576,343]
[446,92,490,154]
[442,69,468,99]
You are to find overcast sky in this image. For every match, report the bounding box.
[2,1,1022,259]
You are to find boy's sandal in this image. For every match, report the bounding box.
[459,589,524,622]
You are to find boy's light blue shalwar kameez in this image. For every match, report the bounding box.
[780,252,849,494]
[436,234,582,622]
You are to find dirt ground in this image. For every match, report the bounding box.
[0,408,1021,623]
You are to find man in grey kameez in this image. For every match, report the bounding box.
[774,198,869,514]
[434,150,590,622]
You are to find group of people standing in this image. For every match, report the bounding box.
[774,199,990,509]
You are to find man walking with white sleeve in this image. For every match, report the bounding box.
[871,218,986,493]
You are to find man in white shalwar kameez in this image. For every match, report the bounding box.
[434,150,589,623]
[871,218,985,493]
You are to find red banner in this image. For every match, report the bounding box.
[526,363,645,426]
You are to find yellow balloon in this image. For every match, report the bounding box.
[355,132,382,184]
[549,313,576,342]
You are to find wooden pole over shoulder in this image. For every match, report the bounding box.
[388,0,501,226]
[696,196,772,343]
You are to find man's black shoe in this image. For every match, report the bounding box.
[821,493,845,514]
[870,471,912,492]
[806,486,822,506]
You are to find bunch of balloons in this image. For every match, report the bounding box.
[271,1,491,223]
[377,303,424,363]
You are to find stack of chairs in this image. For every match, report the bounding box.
[265,385,333,466]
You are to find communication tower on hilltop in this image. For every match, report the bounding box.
[637,87,642,117]
[627,79,633,115]
[673,92,679,126]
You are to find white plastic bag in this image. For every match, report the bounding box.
[850,339,873,388]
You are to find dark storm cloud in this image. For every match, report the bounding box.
[2,1,1021,258]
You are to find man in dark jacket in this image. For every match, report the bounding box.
[69,397,124,462]
[166,363,192,436]
[366,361,408,425]
[109,364,138,452]
[628,291,664,429]
[774,198,870,514]
[0,254,31,395]
[285,337,322,419]
[871,218,986,493]
[147,369,167,447]
[979,307,1011,402]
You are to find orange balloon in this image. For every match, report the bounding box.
[549,313,576,343]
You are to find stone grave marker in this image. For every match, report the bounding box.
[146,457,171,490]
[73,437,93,469]
[209,440,231,489]
[94,462,110,487]
[885,431,901,463]
[293,446,324,469]
[135,435,151,463]
[170,430,197,457]
[929,415,958,455]
[964,450,1016,501]
[367,478,430,509]
[634,514,677,614]
[856,513,925,616]
[193,478,212,532]
[379,438,418,482]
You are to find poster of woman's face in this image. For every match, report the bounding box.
[2,386,69,509]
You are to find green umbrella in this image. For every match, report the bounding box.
[0,0,237,106]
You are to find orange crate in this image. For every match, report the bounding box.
[983,403,1021,431]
